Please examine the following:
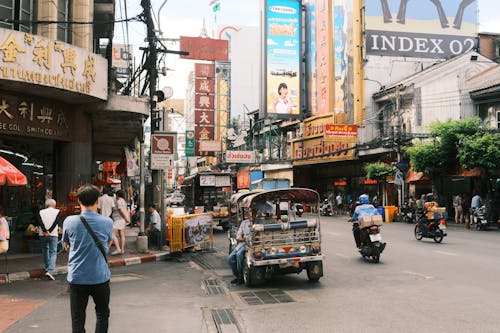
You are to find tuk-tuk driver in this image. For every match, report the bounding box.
[228,209,253,285]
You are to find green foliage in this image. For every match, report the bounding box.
[364,162,395,180]
[403,117,497,175]
[457,132,500,171]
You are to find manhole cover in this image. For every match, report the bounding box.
[238,289,295,305]
[211,308,240,333]
[110,274,144,283]
[202,279,226,296]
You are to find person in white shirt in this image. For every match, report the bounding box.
[37,199,63,280]
[98,187,115,218]
[146,204,162,249]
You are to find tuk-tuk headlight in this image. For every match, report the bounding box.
[269,248,277,255]
[299,245,307,253]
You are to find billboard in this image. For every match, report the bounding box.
[315,0,333,116]
[112,44,132,76]
[365,0,478,59]
[306,0,317,115]
[265,0,301,118]
[180,36,228,61]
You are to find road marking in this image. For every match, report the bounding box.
[335,253,348,258]
[434,250,458,256]
[326,231,341,236]
[403,270,434,280]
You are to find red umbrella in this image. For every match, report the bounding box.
[0,156,27,186]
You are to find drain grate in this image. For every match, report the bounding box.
[211,308,240,333]
[238,289,295,305]
[202,279,226,295]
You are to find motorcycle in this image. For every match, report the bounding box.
[293,203,304,217]
[319,199,333,216]
[352,215,386,263]
[400,202,416,224]
[471,205,499,230]
[414,216,447,243]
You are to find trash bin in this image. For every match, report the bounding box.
[377,206,385,222]
[384,206,398,222]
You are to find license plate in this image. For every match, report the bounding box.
[369,234,382,242]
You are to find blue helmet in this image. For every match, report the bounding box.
[359,194,370,204]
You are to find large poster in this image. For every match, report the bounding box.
[315,0,333,116]
[365,0,478,59]
[265,0,301,118]
[184,214,212,246]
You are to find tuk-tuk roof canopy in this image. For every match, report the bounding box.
[230,190,264,205]
[241,188,320,209]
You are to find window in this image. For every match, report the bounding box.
[0,0,35,32]
[57,0,71,43]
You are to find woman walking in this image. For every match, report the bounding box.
[111,190,130,255]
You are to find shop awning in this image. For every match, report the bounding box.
[0,156,27,186]
[457,167,483,177]
[405,171,430,183]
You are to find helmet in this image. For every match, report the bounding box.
[359,194,370,204]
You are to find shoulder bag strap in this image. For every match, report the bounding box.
[79,216,108,263]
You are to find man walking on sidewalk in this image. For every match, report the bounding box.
[63,184,114,333]
[37,199,63,280]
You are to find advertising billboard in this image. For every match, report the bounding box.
[180,36,228,61]
[265,0,301,118]
[315,0,333,116]
[306,0,317,115]
[365,0,478,59]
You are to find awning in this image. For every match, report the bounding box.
[405,171,430,184]
[457,167,483,177]
[0,156,27,186]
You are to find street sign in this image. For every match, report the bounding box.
[151,133,176,170]
[394,171,404,185]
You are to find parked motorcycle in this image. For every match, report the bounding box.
[352,215,386,263]
[414,216,447,243]
[471,205,499,230]
[293,203,304,217]
[400,202,416,224]
[319,199,332,216]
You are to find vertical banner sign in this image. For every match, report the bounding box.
[315,0,333,116]
[365,0,478,59]
[185,130,195,157]
[265,0,301,118]
[307,0,317,115]
[194,63,215,156]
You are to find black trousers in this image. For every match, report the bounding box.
[70,280,110,333]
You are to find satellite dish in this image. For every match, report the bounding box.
[162,86,174,100]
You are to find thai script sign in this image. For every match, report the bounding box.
[324,124,357,143]
[0,28,107,100]
[225,150,256,164]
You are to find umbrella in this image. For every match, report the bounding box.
[0,156,27,186]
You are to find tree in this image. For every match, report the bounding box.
[364,162,395,206]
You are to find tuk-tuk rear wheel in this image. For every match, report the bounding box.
[306,261,323,282]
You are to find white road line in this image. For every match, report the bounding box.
[434,250,458,256]
[403,270,434,280]
[326,231,341,236]
[335,253,348,258]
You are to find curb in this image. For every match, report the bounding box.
[0,252,170,284]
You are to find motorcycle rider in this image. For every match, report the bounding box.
[351,194,377,248]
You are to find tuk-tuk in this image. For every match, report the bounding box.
[228,190,263,253]
[237,188,324,286]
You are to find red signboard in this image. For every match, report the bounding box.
[195,78,215,94]
[195,63,214,78]
[324,124,358,142]
[364,179,378,185]
[237,169,250,189]
[195,94,215,110]
[194,126,214,140]
[334,181,347,186]
[195,110,214,125]
[180,36,229,61]
[151,134,175,154]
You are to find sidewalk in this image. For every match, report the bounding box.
[0,227,169,284]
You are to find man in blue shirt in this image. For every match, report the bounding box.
[471,193,482,211]
[63,184,114,333]
[351,194,378,248]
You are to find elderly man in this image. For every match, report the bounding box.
[228,209,253,285]
[37,199,63,280]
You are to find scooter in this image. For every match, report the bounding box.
[352,216,386,263]
[400,202,416,224]
[414,216,447,243]
[319,199,332,216]
[293,203,304,217]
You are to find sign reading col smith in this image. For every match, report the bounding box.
[0,28,108,100]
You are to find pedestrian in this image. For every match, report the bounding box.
[0,208,10,254]
[145,204,162,249]
[98,187,115,218]
[62,184,113,333]
[36,199,63,280]
[111,190,129,255]
[228,209,253,285]
[453,193,463,224]
[463,192,471,228]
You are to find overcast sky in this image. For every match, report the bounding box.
[114,0,500,99]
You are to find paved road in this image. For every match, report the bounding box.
[1,216,500,333]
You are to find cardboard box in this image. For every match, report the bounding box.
[359,215,383,228]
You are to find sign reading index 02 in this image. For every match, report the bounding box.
[265,0,301,118]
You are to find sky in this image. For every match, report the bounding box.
[114,0,500,100]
